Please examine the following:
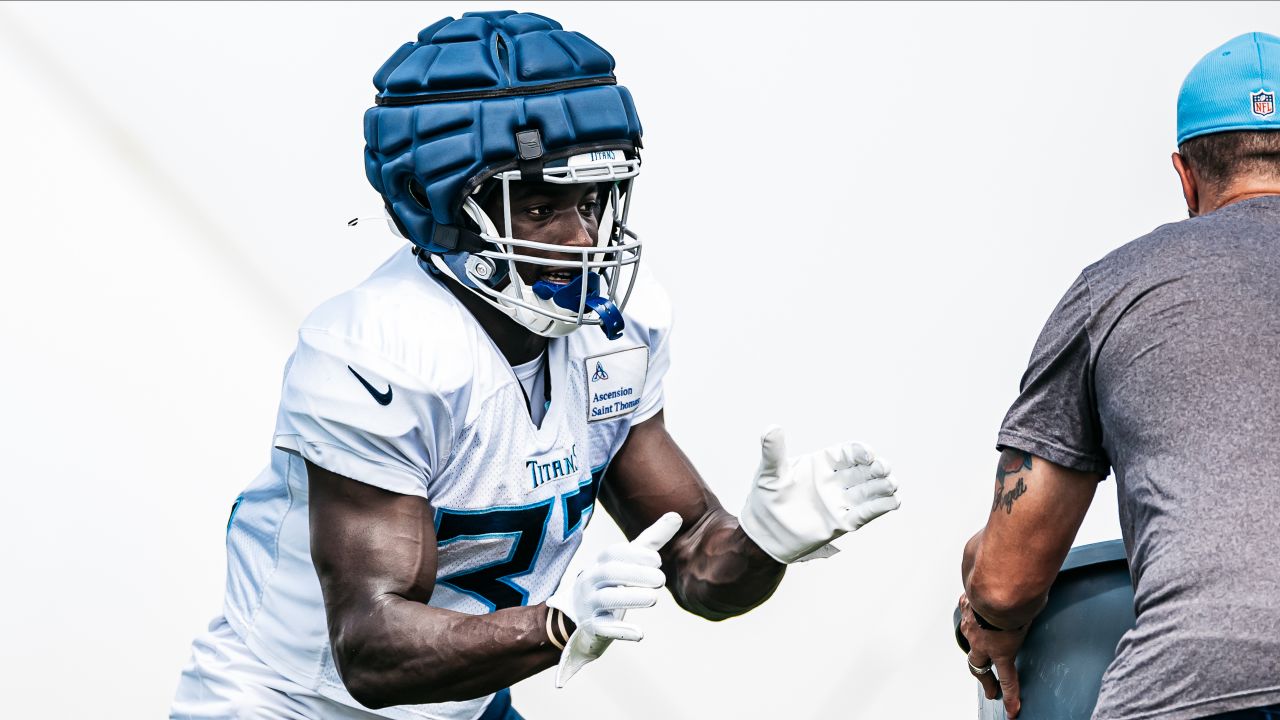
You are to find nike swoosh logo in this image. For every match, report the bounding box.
[348,366,393,406]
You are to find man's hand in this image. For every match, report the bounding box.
[958,593,1029,718]
[739,426,901,564]
[547,512,682,687]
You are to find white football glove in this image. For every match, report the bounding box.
[546,511,682,688]
[739,425,900,564]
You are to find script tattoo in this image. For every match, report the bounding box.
[991,450,1032,514]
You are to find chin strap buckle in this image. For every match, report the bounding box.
[531,273,625,340]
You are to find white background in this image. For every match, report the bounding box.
[1,2,1270,718]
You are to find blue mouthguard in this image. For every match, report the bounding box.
[530,273,624,340]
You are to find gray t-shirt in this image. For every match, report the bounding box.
[999,196,1280,720]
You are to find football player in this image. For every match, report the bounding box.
[171,11,900,720]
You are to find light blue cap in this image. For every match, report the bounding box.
[1177,32,1280,145]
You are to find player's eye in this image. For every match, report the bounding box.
[525,204,553,219]
[578,201,598,216]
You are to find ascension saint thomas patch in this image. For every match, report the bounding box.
[584,346,648,423]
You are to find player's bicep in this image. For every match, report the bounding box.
[307,459,438,608]
[600,410,719,544]
[967,450,1100,614]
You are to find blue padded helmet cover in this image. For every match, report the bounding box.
[363,11,644,253]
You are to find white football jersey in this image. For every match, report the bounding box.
[221,247,671,720]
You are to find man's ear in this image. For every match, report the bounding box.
[1172,152,1200,217]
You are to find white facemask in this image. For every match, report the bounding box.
[429,150,642,339]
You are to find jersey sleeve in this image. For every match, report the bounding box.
[997,273,1111,476]
[629,313,670,420]
[616,263,675,422]
[272,328,453,499]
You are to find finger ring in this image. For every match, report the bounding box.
[967,659,994,676]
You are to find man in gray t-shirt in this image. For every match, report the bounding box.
[957,32,1280,720]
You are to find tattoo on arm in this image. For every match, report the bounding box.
[991,450,1032,514]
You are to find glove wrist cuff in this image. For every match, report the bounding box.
[544,575,579,625]
[739,499,799,564]
[740,494,842,564]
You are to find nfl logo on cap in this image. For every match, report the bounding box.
[1253,89,1275,117]
[1177,33,1280,144]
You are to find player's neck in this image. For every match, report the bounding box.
[442,277,549,366]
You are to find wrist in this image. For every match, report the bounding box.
[732,523,787,569]
[544,604,576,650]
[970,606,1026,633]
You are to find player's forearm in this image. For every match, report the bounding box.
[962,451,1100,630]
[666,508,786,621]
[331,599,563,708]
